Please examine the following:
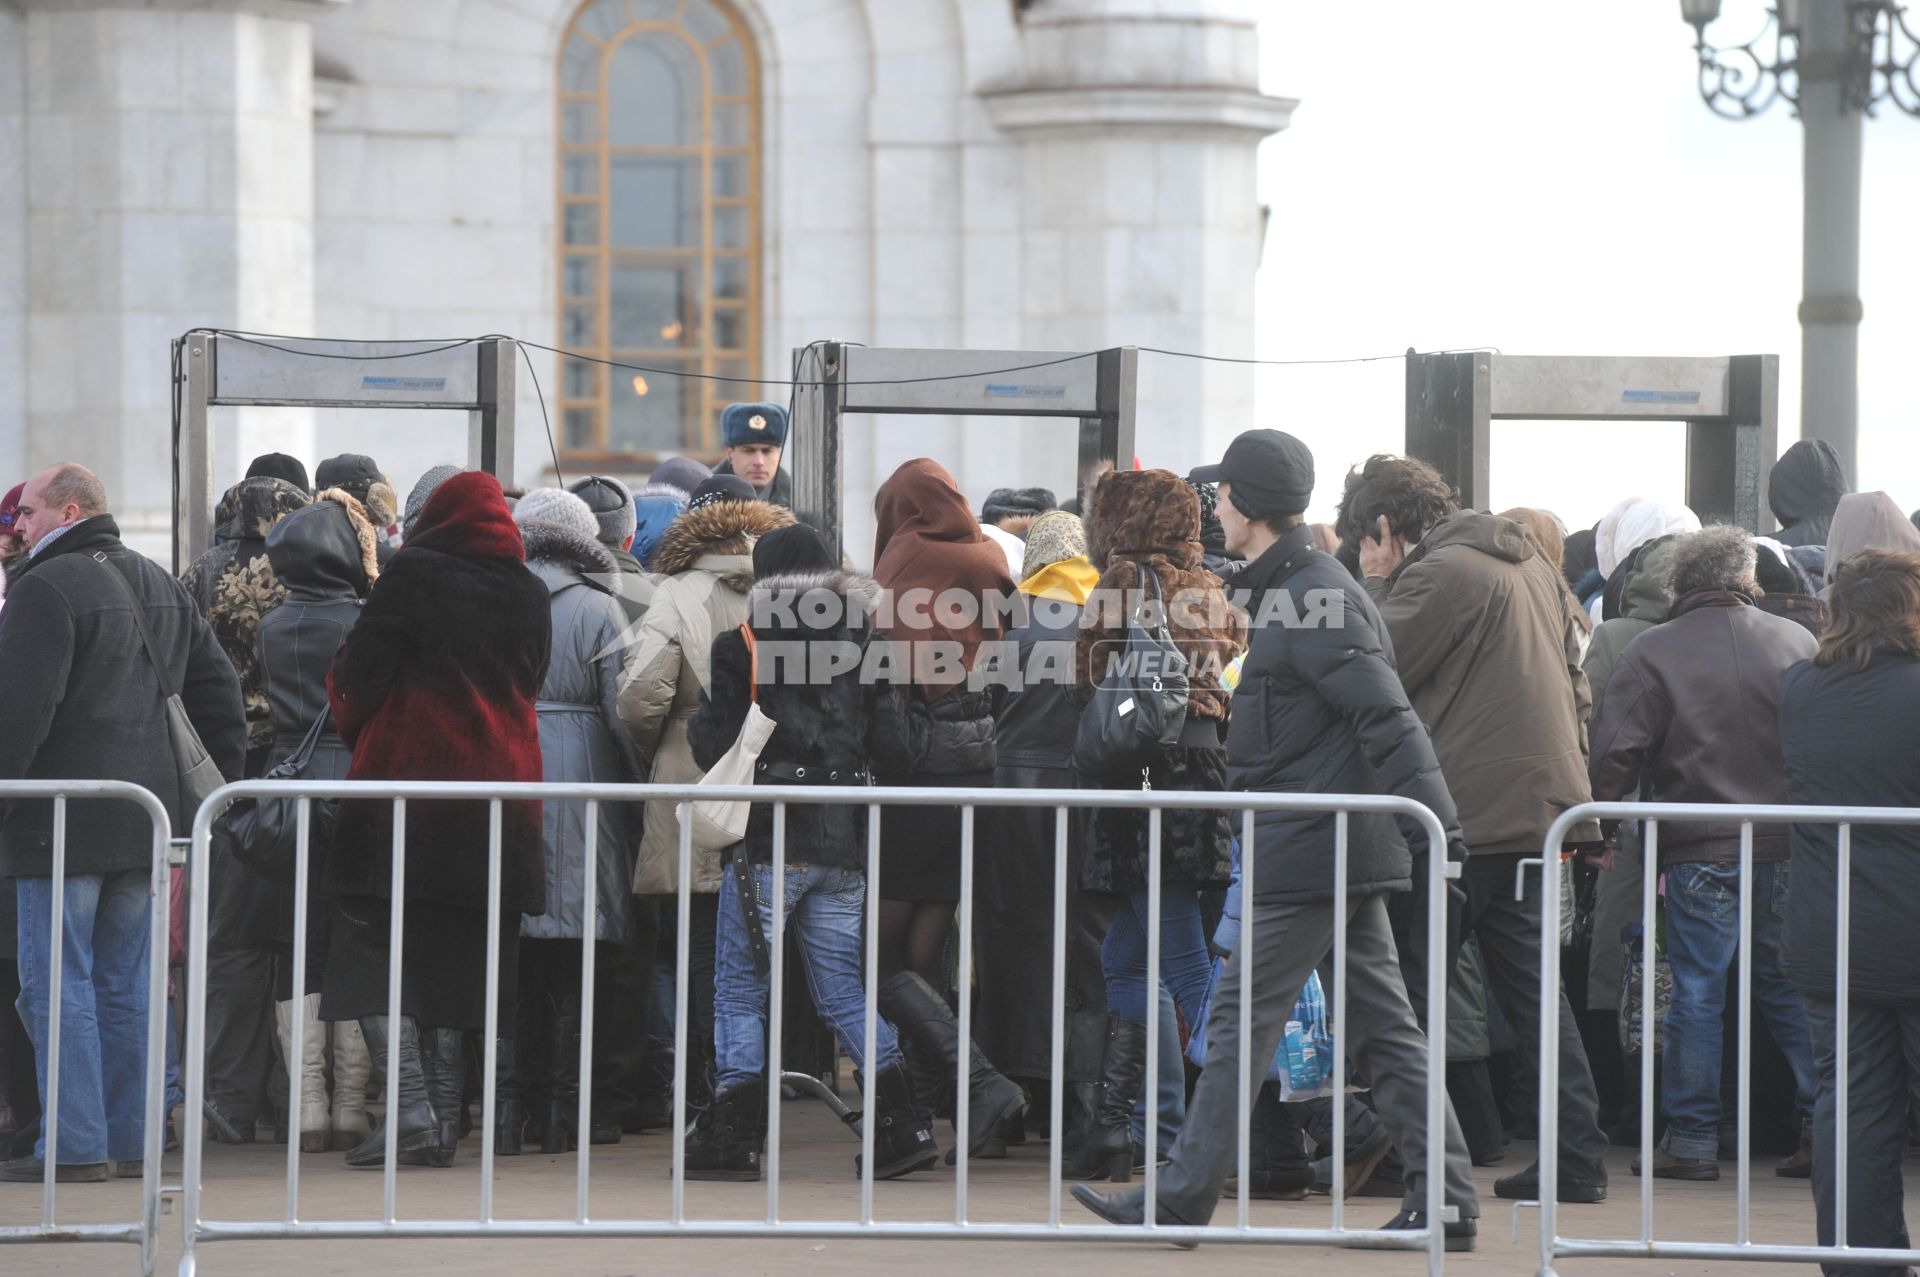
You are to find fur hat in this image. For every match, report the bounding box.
[567,474,638,547]
[981,487,1056,524]
[721,402,788,448]
[512,487,601,545]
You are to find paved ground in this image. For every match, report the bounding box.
[0,1096,1880,1276]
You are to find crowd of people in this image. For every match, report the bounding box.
[2,404,1919,1268]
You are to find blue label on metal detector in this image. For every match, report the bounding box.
[1622,389,1701,405]
[985,383,1068,398]
[361,376,447,392]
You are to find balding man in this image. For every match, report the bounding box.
[0,464,243,1182]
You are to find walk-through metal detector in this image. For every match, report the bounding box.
[789,343,1137,555]
[1405,353,1779,531]
[173,333,517,570]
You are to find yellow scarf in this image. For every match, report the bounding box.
[1019,555,1099,605]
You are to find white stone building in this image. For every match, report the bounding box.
[0,0,1291,564]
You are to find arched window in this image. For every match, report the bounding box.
[556,0,760,460]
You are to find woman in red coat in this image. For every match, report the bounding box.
[321,471,550,1168]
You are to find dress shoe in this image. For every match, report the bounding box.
[1069,1184,1201,1247]
[1381,1209,1477,1252]
[1629,1148,1718,1181]
[1493,1160,1609,1202]
[1776,1134,1813,1179]
[0,1156,108,1183]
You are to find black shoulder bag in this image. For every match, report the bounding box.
[1072,562,1190,783]
[213,711,337,884]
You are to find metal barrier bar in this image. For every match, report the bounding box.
[1048,805,1067,1228]
[480,800,502,1223]
[177,779,1454,1267]
[860,803,880,1225]
[1331,810,1347,1235]
[1142,806,1161,1230]
[0,780,170,1268]
[767,802,786,1223]
[1536,800,1920,1275]
[286,800,311,1223]
[383,800,406,1223]
[576,803,599,1222]
[1234,809,1252,1231]
[955,804,975,1224]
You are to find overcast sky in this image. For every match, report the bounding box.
[1252,0,1920,530]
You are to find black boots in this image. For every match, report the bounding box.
[878,971,1027,1165]
[859,1065,940,1180]
[1062,1016,1147,1182]
[494,1037,523,1156]
[345,1015,436,1167]
[685,1079,765,1181]
[542,994,581,1154]
[407,1026,467,1168]
[1244,1082,1313,1199]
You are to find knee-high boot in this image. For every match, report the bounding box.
[345,1016,435,1167]
[1061,1016,1146,1182]
[273,994,331,1154]
[330,1018,372,1151]
[410,1027,466,1168]
[542,994,580,1154]
[878,971,1026,1164]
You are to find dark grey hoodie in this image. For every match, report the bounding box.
[1768,439,1849,548]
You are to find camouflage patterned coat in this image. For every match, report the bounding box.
[180,476,310,756]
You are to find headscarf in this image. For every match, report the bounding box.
[1594,497,1701,579]
[400,471,524,561]
[872,457,1015,694]
[1019,511,1097,604]
[752,523,837,579]
[403,464,462,538]
[1825,491,1920,574]
[632,483,688,571]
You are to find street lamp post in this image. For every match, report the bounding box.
[1682,0,1920,486]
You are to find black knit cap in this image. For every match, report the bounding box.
[687,474,757,512]
[246,452,309,493]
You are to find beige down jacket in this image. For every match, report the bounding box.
[617,498,794,896]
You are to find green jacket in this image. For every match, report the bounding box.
[1582,536,1683,717]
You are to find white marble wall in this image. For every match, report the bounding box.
[11,3,318,559]
[0,6,25,492]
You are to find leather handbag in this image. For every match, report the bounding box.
[214,711,336,884]
[91,552,227,813]
[1072,561,1190,782]
[687,625,778,852]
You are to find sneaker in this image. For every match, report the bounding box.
[1493,1161,1609,1202]
[0,1156,109,1183]
[1629,1149,1719,1181]
[1776,1135,1813,1179]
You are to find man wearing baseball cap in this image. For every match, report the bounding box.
[1075,429,1480,1250]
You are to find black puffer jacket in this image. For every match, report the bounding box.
[687,570,925,872]
[1779,651,1920,1003]
[1225,524,1465,904]
[1769,439,1850,549]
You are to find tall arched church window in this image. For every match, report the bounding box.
[557,0,760,460]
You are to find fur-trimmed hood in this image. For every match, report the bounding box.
[520,517,618,581]
[267,487,382,600]
[651,498,794,579]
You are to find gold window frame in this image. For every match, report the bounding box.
[555,0,762,463]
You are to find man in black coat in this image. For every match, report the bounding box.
[0,464,244,1181]
[1074,430,1480,1250]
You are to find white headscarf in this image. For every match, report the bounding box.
[1594,498,1701,579]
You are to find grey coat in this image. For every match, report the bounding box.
[521,523,641,944]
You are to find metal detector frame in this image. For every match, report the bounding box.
[1405,352,1779,531]
[172,333,518,570]
[788,343,1137,556]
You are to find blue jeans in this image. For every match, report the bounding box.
[713,863,904,1097]
[1661,860,1817,1159]
[16,871,152,1164]
[1105,888,1211,1159]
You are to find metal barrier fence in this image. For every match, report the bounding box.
[0,780,173,1277]
[180,779,1457,1276]
[1535,800,1920,1275]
